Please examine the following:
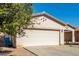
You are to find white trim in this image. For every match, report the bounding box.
[72,31,75,43]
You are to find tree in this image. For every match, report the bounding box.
[0,3,32,47]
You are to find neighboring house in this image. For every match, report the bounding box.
[16,12,75,47]
[75,27,79,42]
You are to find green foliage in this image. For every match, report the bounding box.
[0,3,32,36]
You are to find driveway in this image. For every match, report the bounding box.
[24,45,79,56]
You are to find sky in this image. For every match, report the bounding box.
[32,3,79,27]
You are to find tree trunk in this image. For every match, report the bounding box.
[11,35,16,48]
[0,37,3,52]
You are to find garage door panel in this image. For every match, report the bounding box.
[17,30,59,46]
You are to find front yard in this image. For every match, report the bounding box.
[1,45,79,56]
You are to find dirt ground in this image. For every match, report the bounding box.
[0,47,35,56]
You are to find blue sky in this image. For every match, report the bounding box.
[32,3,79,27]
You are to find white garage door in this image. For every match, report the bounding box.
[16,29,59,47]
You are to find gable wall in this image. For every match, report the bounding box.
[29,16,74,31]
[29,16,66,30]
[67,26,75,31]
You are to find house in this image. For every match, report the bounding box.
[16,12,75,47]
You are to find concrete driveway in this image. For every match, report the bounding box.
[24,45,79,56]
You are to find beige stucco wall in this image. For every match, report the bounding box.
[29,16,65,29]
[29,16,74,31]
